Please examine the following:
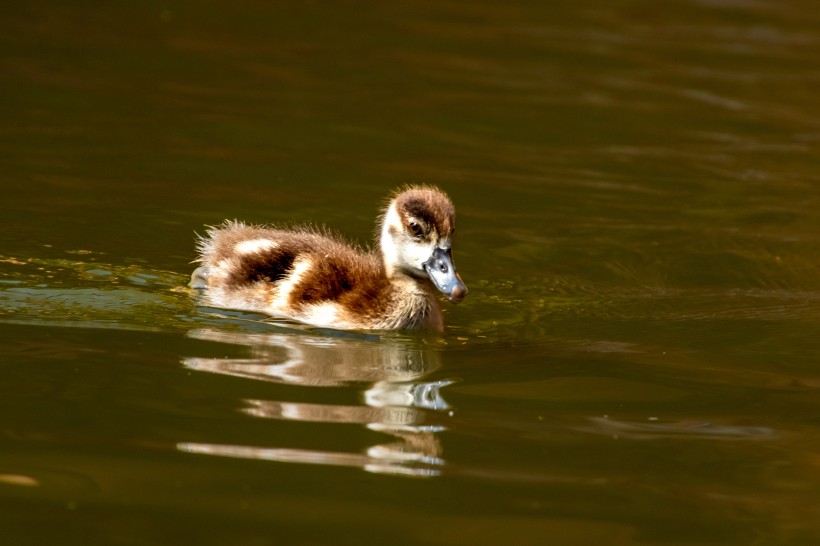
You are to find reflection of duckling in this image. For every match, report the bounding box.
[183,328,441,385]
[190,186,467,331]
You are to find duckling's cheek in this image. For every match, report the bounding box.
[402,241,437,273]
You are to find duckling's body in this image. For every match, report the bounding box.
[190,186,467,331]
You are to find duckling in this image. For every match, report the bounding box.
[190,186,467,331]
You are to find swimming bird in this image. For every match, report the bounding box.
[190,186,467,331]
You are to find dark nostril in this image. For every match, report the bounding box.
[439,262,448,273]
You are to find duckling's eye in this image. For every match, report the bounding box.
[408,222,424,238]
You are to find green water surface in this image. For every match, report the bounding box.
[3,1,820,544]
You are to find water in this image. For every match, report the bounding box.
[3,0,820,544]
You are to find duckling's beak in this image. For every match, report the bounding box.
[423,247,468,303]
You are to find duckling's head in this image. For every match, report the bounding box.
[380,186,468,303]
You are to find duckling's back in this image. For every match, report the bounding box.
[191,221,432,330]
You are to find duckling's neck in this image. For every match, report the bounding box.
[381,274,442,331]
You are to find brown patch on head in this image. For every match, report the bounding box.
[393,186,455,239]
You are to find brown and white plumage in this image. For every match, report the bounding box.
[190,186,467,331]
